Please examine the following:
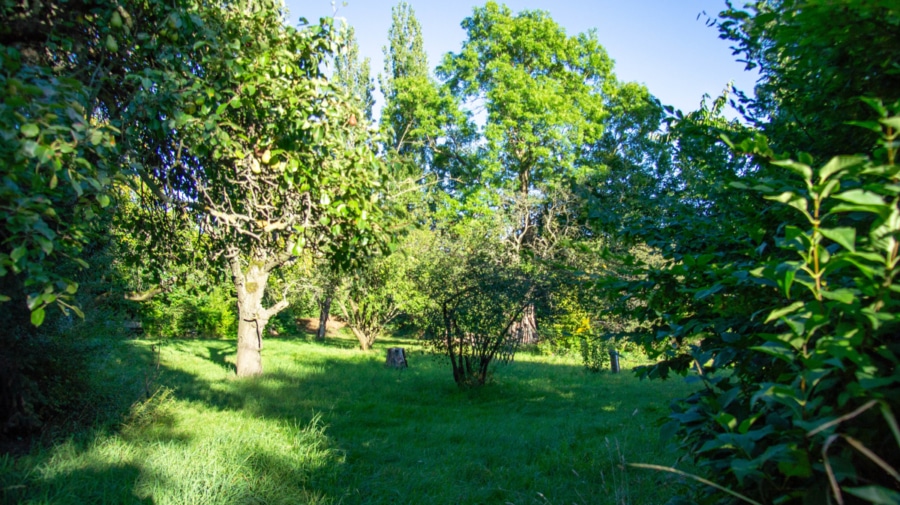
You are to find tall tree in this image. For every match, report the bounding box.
[438,1,615,259]
[439,2,611,199]
[123,3,388,376]
[334,25,374,121]
[379,1,428,154]
[379,1,472,179]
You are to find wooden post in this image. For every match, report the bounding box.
[385,347,408,369]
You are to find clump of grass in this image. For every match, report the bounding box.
[2,333,697,504]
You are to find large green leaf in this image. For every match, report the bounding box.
[819,227,856,252]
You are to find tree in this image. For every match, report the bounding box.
[334,25,374,121]
[438,1,612,203]
[433,2,628,346]
[0,0,122,325]
[379,1,428,155]
[416,220,546,387]
[606,1,900,501]
[335,240,419,350]
[635,105,900,505]
[122,4,388,376]
[717,0,900,159]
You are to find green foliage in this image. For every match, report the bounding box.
[642,109,900,504]
[439,1,612,196]
[334,25,374,120]
[414,221,547,387]
[336,233,424,350]
[124,3,387,270]
[717,0,900,159]
[142,280,236,339]
[0,37,117,322]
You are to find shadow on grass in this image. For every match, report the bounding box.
[1,461,156,505]
[13,335,697,505]
[207,343,236,374]
[154,335,630,419]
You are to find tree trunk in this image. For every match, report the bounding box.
[510,303,538,344]
[349,325,371,351]
[316,293,332,341]
[230,250,289,377]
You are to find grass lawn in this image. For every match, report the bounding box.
[1,332,698,504]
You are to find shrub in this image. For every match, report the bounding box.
[647,108,900,504]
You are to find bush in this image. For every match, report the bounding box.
[647,109,900,504]
[142,281,236,339]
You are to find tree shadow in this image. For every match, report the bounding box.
[207,343,236,374]
[23,336,696,504]
[1,449,156,504]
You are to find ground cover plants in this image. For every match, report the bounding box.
[1,333,698,504]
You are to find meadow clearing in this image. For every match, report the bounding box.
[1,331,698,504]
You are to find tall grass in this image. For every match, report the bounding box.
[1,333,697,504]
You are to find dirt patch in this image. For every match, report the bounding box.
[295,317,347,336]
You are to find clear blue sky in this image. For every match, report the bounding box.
[283,0,758,118]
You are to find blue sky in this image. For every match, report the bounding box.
[283,1,758,118]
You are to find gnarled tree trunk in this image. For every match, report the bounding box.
[230,249,289,377]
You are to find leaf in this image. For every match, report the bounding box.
[771,159,812,180]
[830,203,890,215]
[21,123,39,138]
[846,120,883,133]
[714,412,738,431]
[31,307,46,326]
[766,192,810,218]
[820,289,856,304]
[695,283,724,300]
[879,117,900,131]
[778,449,811,478]
[106,34,118,53]
[751,342,796,363]
[35,236,53,255]
[779,267,796,298]
[834,189,885,206]
[819,155,865,182]
[765,301,805,323]
[819,227,856,252]
[10,246,27,263]
[860,97,888,117]
[845,486,900,505]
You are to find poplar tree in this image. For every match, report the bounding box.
[334,25,375,121]
[379,1,428,156]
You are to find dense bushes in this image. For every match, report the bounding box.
[634,109,900,504]
[141,281,237,339]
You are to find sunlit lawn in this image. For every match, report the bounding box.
[1,331,698,504]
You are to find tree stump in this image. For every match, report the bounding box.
[385,347,408,369]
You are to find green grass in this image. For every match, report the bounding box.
[1,333,698,504]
